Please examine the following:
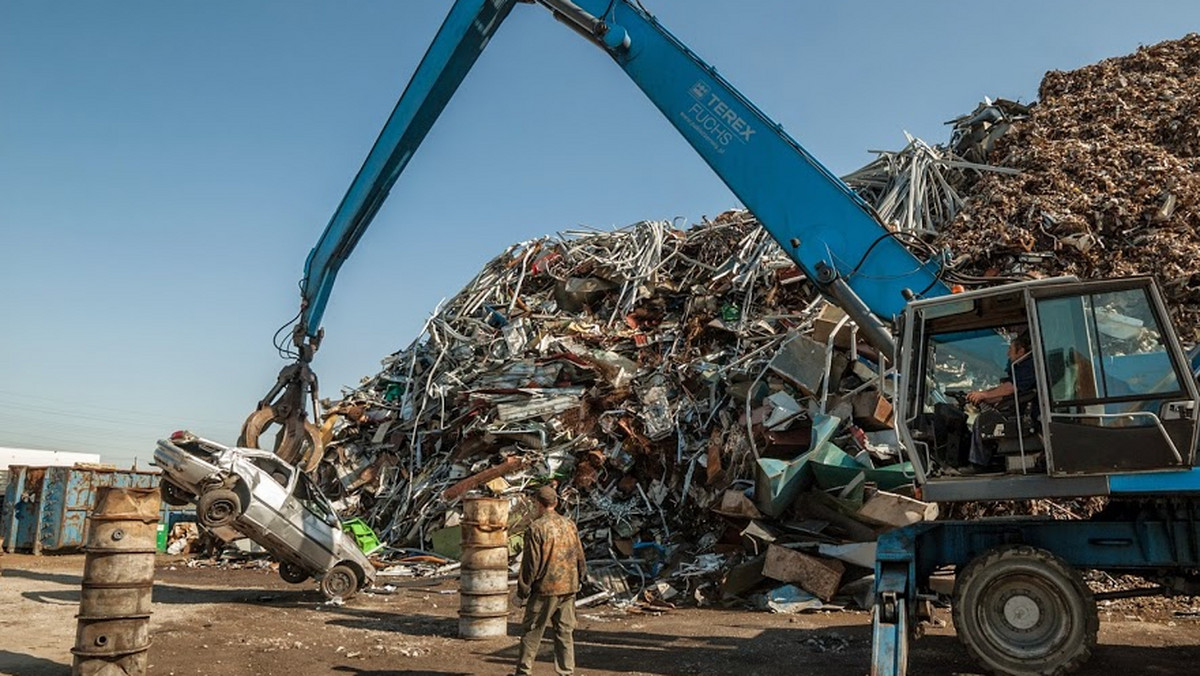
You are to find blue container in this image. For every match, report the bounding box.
[2,465,159,553]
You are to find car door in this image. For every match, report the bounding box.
[236,454,292,514]
[290,473,340,570]
[228,453,305,551]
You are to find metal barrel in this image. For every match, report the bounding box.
[458,496,510,640]
[72,486,160,676]
[462,496,508,529]
[460,543,509,569]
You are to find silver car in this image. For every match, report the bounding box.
[153,431,375,599]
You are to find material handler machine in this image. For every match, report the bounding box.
[242,2,1200,674]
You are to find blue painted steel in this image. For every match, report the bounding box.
[571,0,947,318]
[2,466,31,552]
[882,512,1200,589]
[873,509,1200,672]
[301,0,518,337]
[0,466,160,553]
[298,0,948,339]
[869,565,910,676]
[1109,466,1200,494]
[4,466,46,552]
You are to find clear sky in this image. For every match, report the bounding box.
[3,1,1198,468]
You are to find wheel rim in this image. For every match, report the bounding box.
[326,570,354,597]
[1003,594,1041,630]
[975,572,1072,659]
[206,499,234,523]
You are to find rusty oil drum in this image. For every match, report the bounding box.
[459,524,509,548]
[72,487,160,676]
[463,496,508,528]
[458,496,510,640]
[460,544,509,569]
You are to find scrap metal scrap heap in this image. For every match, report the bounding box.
[937,33,1200,340]
[315,213,920,609]
[310,33,1200,610]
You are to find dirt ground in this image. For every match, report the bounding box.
[3,554,1200,676]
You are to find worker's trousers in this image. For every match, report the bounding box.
[515,592,577,675]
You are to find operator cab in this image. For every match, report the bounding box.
[897,276,1200,501]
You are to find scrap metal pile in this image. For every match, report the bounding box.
[936,34,1200,340]
[841,126,1022,236]
[315,213,932,610]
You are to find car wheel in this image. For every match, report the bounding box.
[197,488,242,529]
[279,561,310,584]
[953,545,1098,676]
[320,563,359,600]
[160,481,192,507]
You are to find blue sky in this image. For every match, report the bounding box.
[3,1,1199,467]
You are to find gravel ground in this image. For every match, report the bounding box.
[3,553,1200,676]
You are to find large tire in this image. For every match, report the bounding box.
[196,488,242,529]
[160,481,192,507]
[320,563,359,600]
[279,561,310,584]
[953,545,1098,676]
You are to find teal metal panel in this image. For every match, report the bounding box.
[36,467,88,551]
[2,466,30,552]
[3,466,161,553]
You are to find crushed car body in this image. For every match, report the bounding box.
[153,431,376,599]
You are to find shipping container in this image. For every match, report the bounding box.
[2,465,159,553]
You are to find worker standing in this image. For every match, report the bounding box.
[514,485,586,676]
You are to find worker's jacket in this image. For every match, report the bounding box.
[517,510,586,598]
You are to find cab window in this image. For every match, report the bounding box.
[1036,287,1183,419]
[919,329,1011,410]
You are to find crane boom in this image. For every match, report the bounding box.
[300,0,518,340]
[299,0,948,349]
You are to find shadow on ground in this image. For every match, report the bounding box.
[7,566,353,609]
[331,669,472,676]
[0,650,70,676]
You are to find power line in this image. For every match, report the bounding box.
[0,400,213,432]
[0,389,235,428]
[0,413,214,447]
[0,420,148,442]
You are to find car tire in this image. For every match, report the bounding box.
[197,488,242,529]
[320,563,359,600]
[279,561,310,584]
[160,481,192,507]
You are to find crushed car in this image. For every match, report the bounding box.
[153,430,376,599]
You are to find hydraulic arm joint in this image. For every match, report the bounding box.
[240,320,325,472]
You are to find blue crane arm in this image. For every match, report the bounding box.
[299,0,950,351]
[551,0,948,346]
[299,0,519,338]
